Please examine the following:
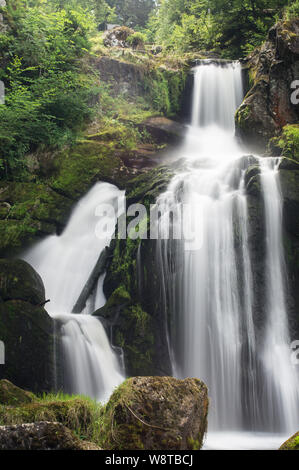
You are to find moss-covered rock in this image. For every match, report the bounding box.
[279,431,299,450]
[0,300,54,393]
[103,26,135,49]
[0,260,54,393]
[244,165,261,196]
[0,140,131,256]
[0,259,45,305]
[0,379,35,406]
[49,140,127,199]
[100,165,176,376]
[0,421,101,450]
[98,376,208,450]
[0,397,97,436]
[0,384,104,447]
[0,181,73,256]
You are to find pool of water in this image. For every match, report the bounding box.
[203,432,288,450]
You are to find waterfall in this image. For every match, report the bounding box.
[259,158,299,431]
[156,61,299,447]
[23,182,125,402]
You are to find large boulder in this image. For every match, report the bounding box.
[99,376,209,450]
[103,26,134,48]
[0,260,54,393]
[0,422,100,450]
[0,259,45,305]
[236,19,299,151]
[279,431,299,450]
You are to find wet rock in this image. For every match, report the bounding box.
[279,431,299,450]
[0,421,101,450]
[279,157,299,171]
[244,165,261,195]
[99,376,209,450]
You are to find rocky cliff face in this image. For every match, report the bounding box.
[96,55,187,116]
[236,19,299,152]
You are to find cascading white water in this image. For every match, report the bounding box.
[156,61,299,448]
[23,182,125,402]
[259,158,299,432]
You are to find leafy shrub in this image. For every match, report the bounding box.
[285,0,299,19]
[0,1,98,179]
[127,32,146,49]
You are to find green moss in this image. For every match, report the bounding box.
[97,377,208,450]
[271,125,299,162]
[101,165,175,375]
[0,139,126,254]
[235,104,250,129]
[279,431,299,450]
[144,67,187,117]
[0,181,74,255]
[49,140,123,199]
[97,379,145,450]
[0,380,36,406]
[0,394,103,444]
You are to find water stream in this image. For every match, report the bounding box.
[23,182,125,402]
[155,62,299,448]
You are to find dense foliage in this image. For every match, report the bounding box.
[149,0,299,57]
[0,0,103,178]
